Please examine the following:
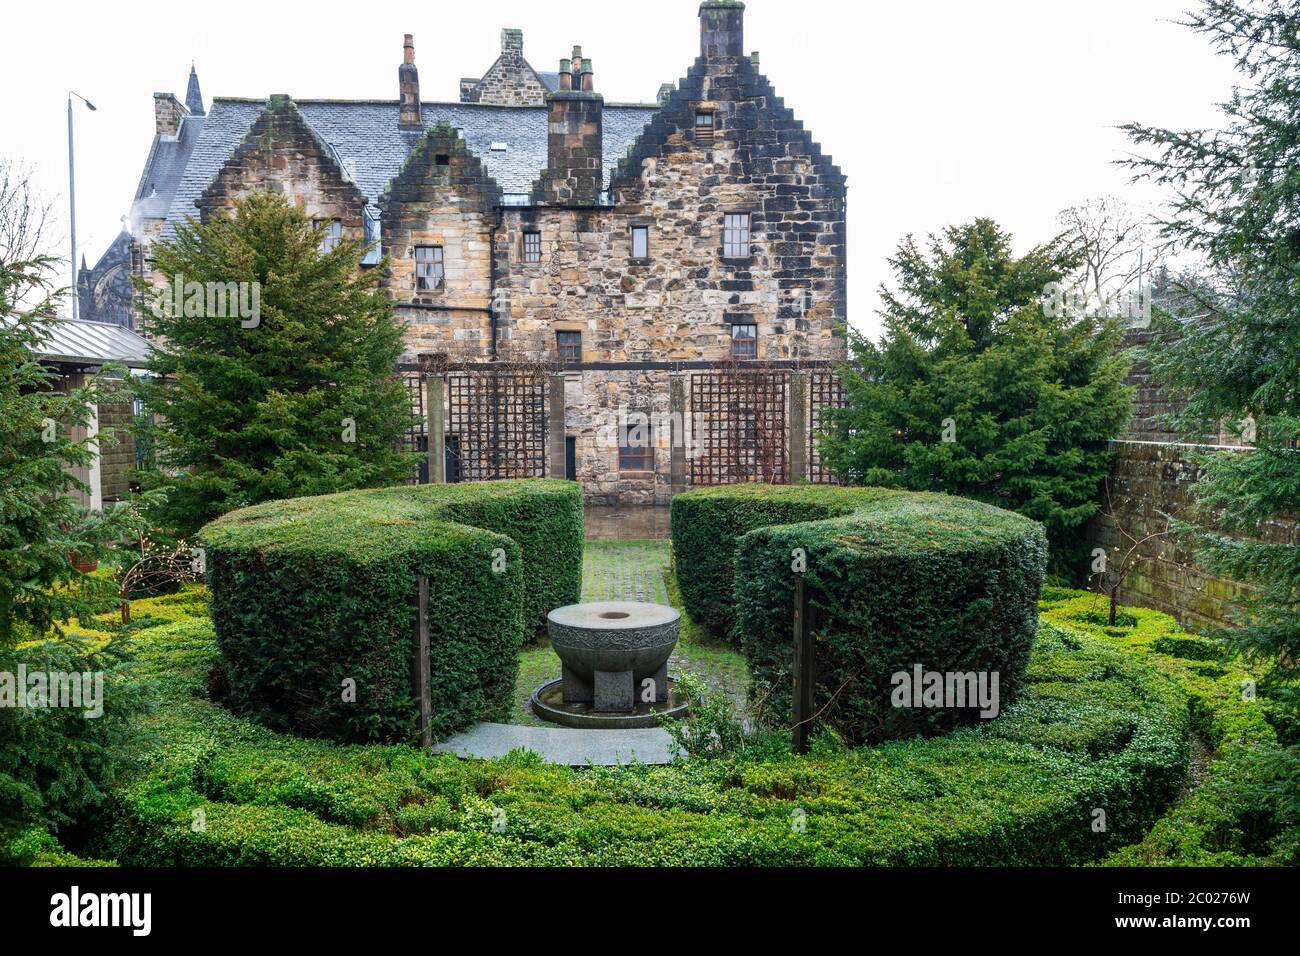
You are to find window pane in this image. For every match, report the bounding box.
[557,331,581,363]
[731,322,757,358]
[618,423,654,471]
[415,245,444,290]
[632,227,648,259]
[524,232,542,263]
[318,219,342,253]
[723,214,750,258]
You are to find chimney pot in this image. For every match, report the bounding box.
[559,59,573,91]
[399,34,421,127]
[699,1,746,61]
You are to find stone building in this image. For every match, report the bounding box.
[127,2,848,503]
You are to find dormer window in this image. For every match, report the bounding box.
[415,245,444,291]
[316,219,342,253]
[695,111,715,142]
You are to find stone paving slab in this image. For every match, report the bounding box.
[431,722,677,766]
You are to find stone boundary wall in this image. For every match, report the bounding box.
[1086,439,1300,632]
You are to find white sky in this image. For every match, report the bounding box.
[2,0,1241,339]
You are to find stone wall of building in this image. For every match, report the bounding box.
[381,124,500,363]
[460,29,550,106]
[197,97,369,237]
[97,397,136,503]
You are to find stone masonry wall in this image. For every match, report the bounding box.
[1087,440,1300,632]
[197,98,369,237]
[380,125,501,363]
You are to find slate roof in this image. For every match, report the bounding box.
[29,317,152,368]
[160,98,659,240]
[131,111,205,231]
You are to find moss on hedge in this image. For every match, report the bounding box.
[87,589,1191,866]
[198,479,582,744]
[671,484,1048,744]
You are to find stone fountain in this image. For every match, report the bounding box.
[531,600,689,728]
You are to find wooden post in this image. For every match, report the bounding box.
[792,572,814,754]
[549,372,568,479]
[426,375,445,484]
[789,371,807,483]
[413,575,433,748]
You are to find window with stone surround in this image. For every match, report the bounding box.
[523,231,542,263]
[316,219,342,253]
[631,225,649,260]
[619,420,654,472]
[695,110,715,143]
[415,245,444,291]
[730,320,758,359]
[557,330,582,363]
[723,213,751,259]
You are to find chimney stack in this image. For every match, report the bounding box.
[502,28,524,56]
[537,53,603,205]
[153,93,186,137]
[700,1,745,61]
[399,34,421,127]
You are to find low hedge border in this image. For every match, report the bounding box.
[198,479,582,744]
[85,589,1191,866]
[671,485,1048,744]
[1038,589,1296,866]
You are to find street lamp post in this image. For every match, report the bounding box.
[67,91,96,320]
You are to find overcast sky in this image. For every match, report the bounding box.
[3,0,1241,338]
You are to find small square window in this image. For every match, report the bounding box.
[730,321,757,359]
[557,330,582,364]
[619,420,654,472]
[695,111,715,142]
[631,226,649,260]
[316,219,343,253]
[435,154,450,166]
[723,213,751,259]
[523,232,542,263]
[415,245,444,291]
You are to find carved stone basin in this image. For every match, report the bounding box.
[546,601,680,713]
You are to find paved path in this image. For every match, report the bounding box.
[432,722,677,766]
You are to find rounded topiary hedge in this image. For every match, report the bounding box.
[199,479,582,744]
[671,484,1047,745]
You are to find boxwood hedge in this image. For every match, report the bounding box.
[198,479,582,744]
[671,485,1047,744]
[86,605,1189,866]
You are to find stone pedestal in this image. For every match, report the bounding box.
[547,601,680,713]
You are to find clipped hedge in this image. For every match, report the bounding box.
[87,605,1191,866]
[198,479,582,744]
[671,484,1047,745]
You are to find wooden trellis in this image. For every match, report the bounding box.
[401,372,428,485]
[807,368,846,485]
[445,365,548,480]
[690,365,789,486]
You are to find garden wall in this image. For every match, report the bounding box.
[1085,330,1300,632]
[1087,440,1300,633]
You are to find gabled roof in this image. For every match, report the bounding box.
[30,317,152,368]
[131,110,204,231]
[160,98,659,240]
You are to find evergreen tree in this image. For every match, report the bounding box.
[136,191,417,536]
[0,252,133,644]
[819,219,1132,571]
[1123,0,1300,726]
